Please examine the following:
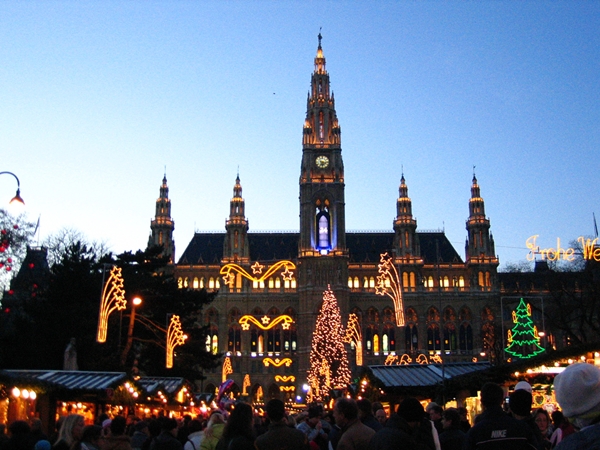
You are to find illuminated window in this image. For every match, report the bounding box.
[216,278,220,289]
[427,325,441,354]
[184,277,189,288]
[353,277,359,288]
[373,334,380,353]
[369,277,375,288]
[317,214,329,249]
[403,272,409,287]
[458,276,464,288]
[177,277,183,289]
[363,277,368,288]
[200,277,205,288]
[209,277,215,289]
[284,279,290,289]
[348,277,353,288]
[410,272,416,288]
[212,335,218,355]
[275,277,281,289]
[193,277,199,289]
[268,277,274,289]
[478,272,484,287]
[291,279,296,289]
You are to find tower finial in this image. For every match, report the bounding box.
[318,28,322,49]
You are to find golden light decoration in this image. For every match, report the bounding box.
[384,354,398,365]
[222,356,233,383]
[280,386,295,392]
[344,313,363,366]
[96,266,127,343]
[307,286,351,402]
[239,314,293,331]
[220,260,296,287]
[242,374,251,395]
[416,354,429,365]
[263,357,293,367]
[251,262,264,274]
[166,315,187,369]
[375,253,405,326]
[430,354,443,364]
[399,354,413,365]
[274,375,295,383]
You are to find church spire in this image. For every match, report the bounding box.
[465,173,498,288]
[224,173,249,264]
[148,173,175,262]
[394,173,418,258]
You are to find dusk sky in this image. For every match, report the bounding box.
[1,1,598,270]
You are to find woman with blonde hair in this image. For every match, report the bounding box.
[53,415,85,450]
[199,413,224,450]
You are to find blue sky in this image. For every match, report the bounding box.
[1,1,598,270]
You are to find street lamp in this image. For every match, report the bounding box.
[0,172,25,205]
[121,296,142,366]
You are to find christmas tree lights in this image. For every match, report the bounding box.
[505,299,545,359]
[307,286,351,401]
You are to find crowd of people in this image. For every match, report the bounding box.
[1,363,599,450]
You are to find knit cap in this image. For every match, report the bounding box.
[554,363,600,418]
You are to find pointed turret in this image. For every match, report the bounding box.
[394,174,419,258]
[224,173,250,264]
[148,174,175,262]
[465,173,498,289]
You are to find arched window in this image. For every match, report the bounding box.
[459,307,473,354]
[404,308,418,353]
[481,307,496,353]
[348,277,353,288]
[283,307,297,353]
[177,277,183,289]
[443,307,457,354]
[365,308,380,355]
[315,200,331,251]
[427,307,441,354]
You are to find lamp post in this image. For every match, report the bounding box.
[0,172,25,205]
[121,296,142,366]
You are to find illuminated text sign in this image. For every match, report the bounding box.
[526,236,600,262]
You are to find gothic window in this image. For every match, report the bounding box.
[443,307,457,354]
[206,329,218,355]
[353,277,359,288]
[363,277,368,288]
[209,277,215,289]
[365,307,380,355]
[317,213,329,249]
[283,307,297,353]
[268,277,274,289]
[206,308,218,326]
[319,111,324,139]
[184,277,189,288]
[481,307,495,352]
[459,307,473,354]
[228,326,241,353]
[348,277,353,288]
[177,277,183,289]
[403,272,409,289]
[404,308,418,353]
[427,307,441,354]
[369,277,375,288]
[275,277,281,289]
[193,277,199,289]
[381,308,395,353]
[478,272,484,287]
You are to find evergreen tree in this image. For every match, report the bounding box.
[307,286,351,401]
[505,298,545,359]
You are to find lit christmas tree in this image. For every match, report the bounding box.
[307,286,351,401]
[505,299,545,359]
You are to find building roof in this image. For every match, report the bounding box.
[178,231,463,265]
[368,362,491,388]
[136,376,190,396]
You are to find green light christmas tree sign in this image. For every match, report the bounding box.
[505,299,545,359]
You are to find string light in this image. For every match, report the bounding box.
[263,357,292,367]
[239,314,293,330]
[375,253,405,326]
[96,266,126,343]
[307,285,351,402]
[220,260,296,287]
[242,374,251,395]
[505,298,545,359]
[166,315,187,368]
[222,357,233,382]
[344,313,363,366]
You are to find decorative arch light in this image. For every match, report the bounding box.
[375,253,405,326]
[166,315,187,368]
[96,266,126,343]
[220,260,296,288]
[344,313,363,366]
[239,314,293,331]
[263,357,292,367]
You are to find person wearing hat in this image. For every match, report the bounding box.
[464,382,538,450]
[554,363,600,450]
[509,389,544,450]
[296,406,328,449]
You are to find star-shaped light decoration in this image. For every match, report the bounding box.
[281,267,294,281]
[222,272,235,287]
[251,261,264,275]
[241,323,250,331]
[282,322,291,330]
[261,315,271,325]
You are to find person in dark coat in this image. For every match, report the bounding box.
[150,419,182,450]
[464,382,538,450]
[5,421,33,450]
[255,399,309,450]
[357,400,382,433]
[438,408,465,450]
[367,411,414,450]
[215,402,254,450]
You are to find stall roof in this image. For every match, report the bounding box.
[369,362,492,388]
[136,377,190,396]
[0,370,128,391]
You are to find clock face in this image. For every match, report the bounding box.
[316,155,329,168]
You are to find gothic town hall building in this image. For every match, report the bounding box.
[148,37,499,400]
